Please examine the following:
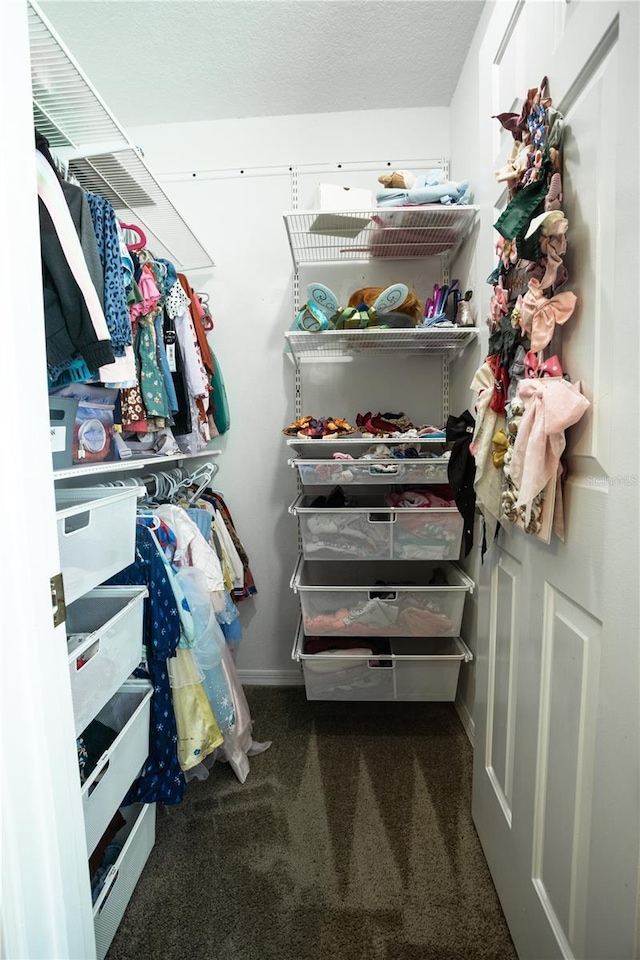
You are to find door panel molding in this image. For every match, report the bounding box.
[533,584,601,957]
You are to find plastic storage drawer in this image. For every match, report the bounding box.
[67,587,148,735]
[93,803,156,960]
[293,626,473,701]
[290,456,450,486]
[290,494,463,561]
[291,558,474,638]
[82,681,153,857]
[55,487,139,604]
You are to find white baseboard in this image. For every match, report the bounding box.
[455,696,475,747]
[237,668,305,686]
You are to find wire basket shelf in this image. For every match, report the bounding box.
[283,205,478,266]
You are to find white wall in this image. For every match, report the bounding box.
[447,0,498,731]
[130,107,451,679]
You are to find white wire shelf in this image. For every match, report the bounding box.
[284,327,478,365]
[28,1,214,271]
[283,205,478,266]
[53,449,221,481]
[285,435,447,452]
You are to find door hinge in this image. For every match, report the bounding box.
[50,572,66,628]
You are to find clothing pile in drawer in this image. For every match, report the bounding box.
[303,567,454,637]
[385,488,462,559]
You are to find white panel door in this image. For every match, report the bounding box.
[472,3,640,959]
[0,2,96,957]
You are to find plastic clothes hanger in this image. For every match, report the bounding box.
[187,462,219,506]
[120,222,147,251]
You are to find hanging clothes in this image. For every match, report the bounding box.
[107,524,186,805]
[36,150,114,374]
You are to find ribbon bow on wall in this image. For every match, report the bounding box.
[524,351,563,378]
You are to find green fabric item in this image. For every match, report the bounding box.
[488,313,530,367]
[494,176,548,242]
[211,353,230,434]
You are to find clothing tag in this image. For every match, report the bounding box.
[50,426,66,453]
[164,329,177,345]
[166,343,177,372]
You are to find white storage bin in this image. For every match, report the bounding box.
[93,803,156,960]
[67,587,148,735]
[291,557,474,638]
[55,487,139,604]
[290,494,463,561]
[82,681,152,857]
[293,625,472,701]
[291,456,450,486]
[310,183,373,211]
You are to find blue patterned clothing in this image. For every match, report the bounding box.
[86,192,133,357]
[108,525,186,805]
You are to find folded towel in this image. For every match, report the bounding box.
[376,180,471,207]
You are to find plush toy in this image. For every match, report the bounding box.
[378,169,416,189]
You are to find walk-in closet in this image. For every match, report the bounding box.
[2,2,639,959]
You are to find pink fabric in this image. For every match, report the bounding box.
[129,265,160,321]
[519,278,577,353]
[489,278,509,325]
[511,379,590,521]
[524,352,563,378]
[539,217,568,289]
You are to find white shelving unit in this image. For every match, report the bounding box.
[53,449,221,481]
[285,326,478,365]
[283,204,478,265]
[28,0,214,271]
[23,5,220,956]
[284,192,478,701]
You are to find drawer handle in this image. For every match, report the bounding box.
[75,639,100,671]
[367,590,397,602]
[64,510,91,535]
[97,868,119,913]
[367,513,396,524]
[367,658,394,670]
[87,757,110,797]
[368,464,398,476]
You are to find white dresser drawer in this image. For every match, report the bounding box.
[67,587,147,735]
[93,803,156,960]
[82,681,152,857]
[55,487,138,604]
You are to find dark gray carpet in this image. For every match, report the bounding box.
[108,687,517,960]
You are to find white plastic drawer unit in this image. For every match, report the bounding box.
[289,456,450,486]
[291,558,474,638]
[292,623,473,702]
[93,803,156,960]
[55,486,139,604]
[66,587,148,736]
[290,494,463,561]
[82,681,153,858]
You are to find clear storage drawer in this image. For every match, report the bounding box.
[290,456,450,486]
[93,803,156,960]
[291,558,474,638]
[67,587,148,735]
[55,487,139,604]
[290,494,463,561]
[293,624,472,701]
[82,681,152,858]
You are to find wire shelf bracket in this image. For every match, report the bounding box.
[28,0,215,271]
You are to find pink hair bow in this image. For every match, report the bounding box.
[519,278,577,353]
[524,351,563,379]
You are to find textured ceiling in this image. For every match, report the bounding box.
[39,1,485,125]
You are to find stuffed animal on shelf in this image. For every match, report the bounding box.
[378,170,416,189]
[348,286,423,325]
